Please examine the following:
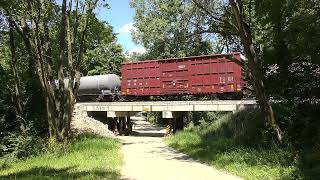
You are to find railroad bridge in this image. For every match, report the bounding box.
[75,100,257,133]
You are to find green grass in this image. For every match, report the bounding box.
[0,135,123,180]
[164,110,302,180]
[165,131,300,180]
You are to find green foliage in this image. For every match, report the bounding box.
[82,18,125,76]
[147,112,162,125]
[0,35,14,135]
[45,137,68,155]
[279,102,320,179]
[252,0,320,100]
[131,0,213,59]
[0,135,122,179]
[190,111,228,125]
[83,43,125,76]
[1,133,41,159]
[0,122,50,160]
[0,32,48,140]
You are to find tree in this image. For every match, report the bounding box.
[254,0,320,101]
[8,17,26,132]
[83,42,124,75]
[1,0,126,143]
[228,0,282,141]
[81,17,125,76]
[131,0,213,59]
[0,0,102,141]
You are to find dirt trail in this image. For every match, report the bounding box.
[118,119,242,180]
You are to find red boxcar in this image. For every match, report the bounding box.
[121,52,245,97]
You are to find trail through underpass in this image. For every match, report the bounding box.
[118,118,242,180]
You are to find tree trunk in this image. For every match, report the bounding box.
[230,0,283,142]
[8,17,26,132]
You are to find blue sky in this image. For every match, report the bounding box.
[95,0,146,54]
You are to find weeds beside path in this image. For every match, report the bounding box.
[0,135,122,179]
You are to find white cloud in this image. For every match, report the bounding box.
[129,47,146,54]
[119,22,137,33]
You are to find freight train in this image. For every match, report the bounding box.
[76,52,245,101]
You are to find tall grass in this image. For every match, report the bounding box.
[0,134,123,179]
[165,109,302,180]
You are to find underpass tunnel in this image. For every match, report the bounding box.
[85,110,189,136]
[86,111,143,136]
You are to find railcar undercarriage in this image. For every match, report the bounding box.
[76,92,246,102]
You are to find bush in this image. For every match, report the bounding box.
[0,130,46,172]
[1,132,45,159]
[147,112,164,125]
[190,111,227,125]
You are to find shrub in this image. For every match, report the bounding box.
[147,111,164,125]
[45,137,69,155]
[1,132,44,159]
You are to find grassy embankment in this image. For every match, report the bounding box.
[165,110,302,180]
[0,135,122,179]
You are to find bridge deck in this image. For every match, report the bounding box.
[76,100,257,113]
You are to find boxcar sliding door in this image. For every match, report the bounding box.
[160,59,190,95]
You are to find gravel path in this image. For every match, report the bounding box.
[118,120,242,180]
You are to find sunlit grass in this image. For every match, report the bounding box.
[0,135,123,180]
[165,131,300,179]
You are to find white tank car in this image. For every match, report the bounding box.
[55,74,121,96]
[77,74,121,96]
[56,74,121,101]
